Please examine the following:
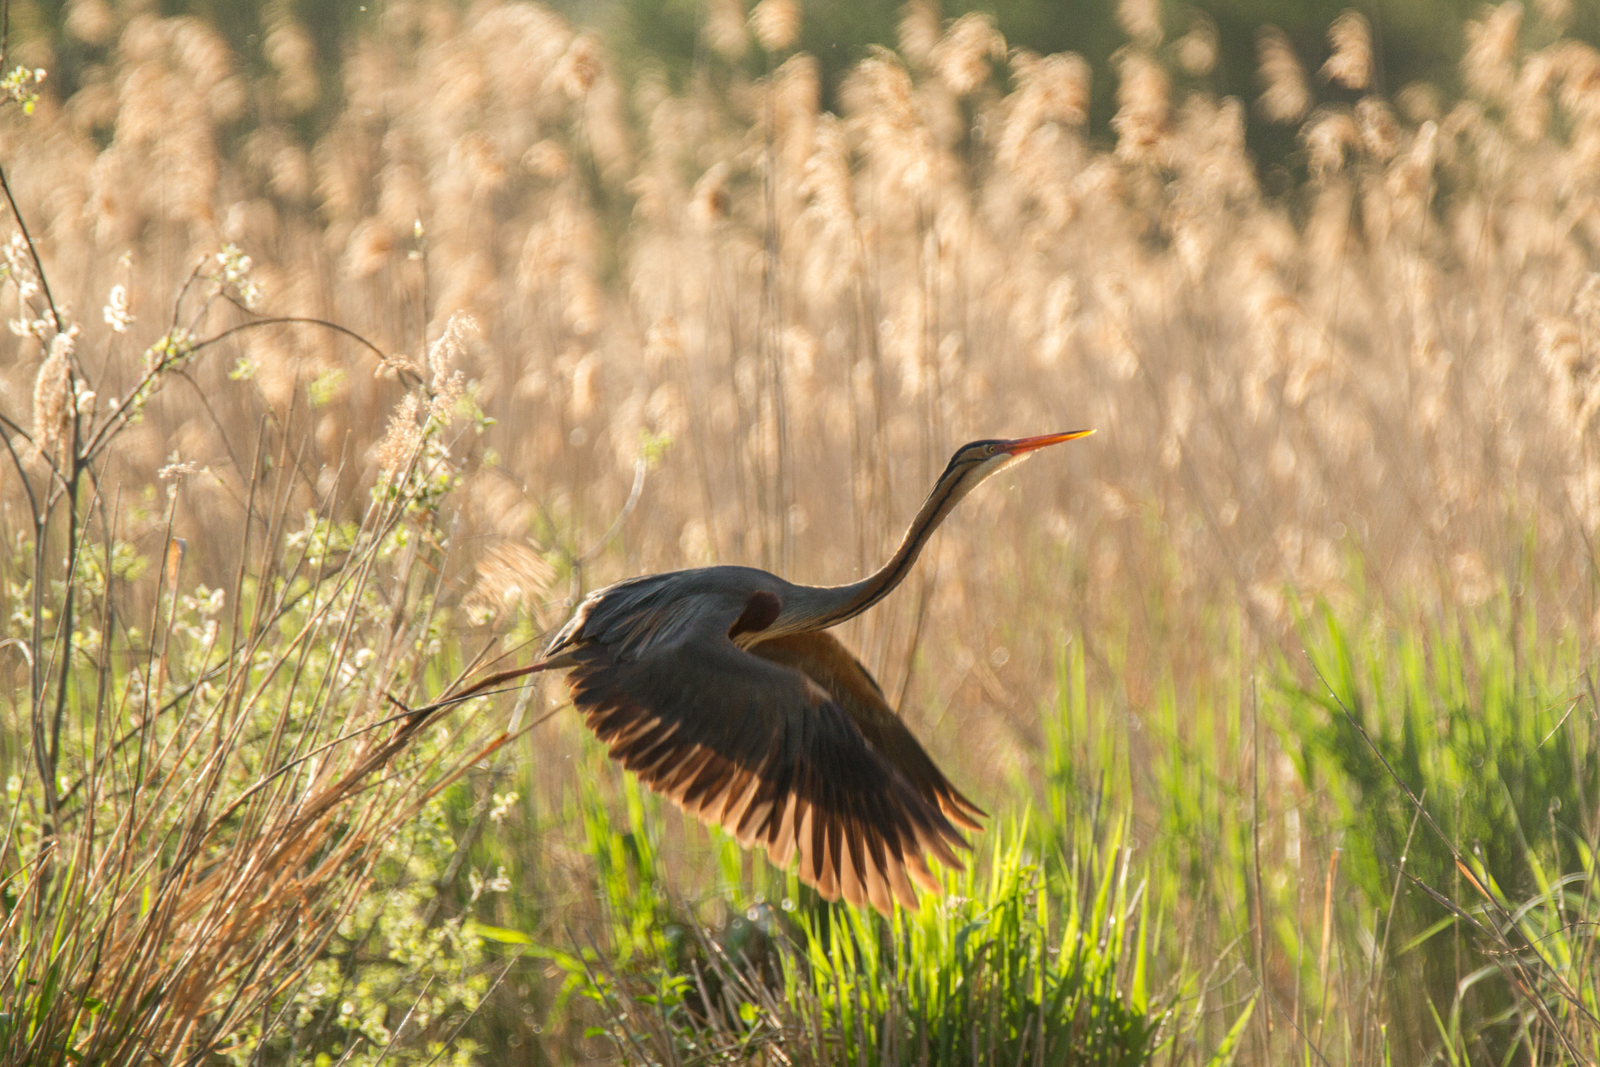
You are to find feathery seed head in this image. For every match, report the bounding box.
[1574,273,1600,332]
[1304,109,1360,179]
[453,132,506,196]
[568,349,600,421]
[848,51,935,198]
[65,0,116,46]
[1534,0,1569,25]
[32,327,78,461]
[771,54,821,153]
[931,14,1004,96]
[691,162,732,228]
[265,21,318,114]
[1354,96,1401,160]
[801,115,857,231]
[1551,41,1600,121]
[523,140,571,179]
[1512,49,1563,141]
[374,353,420,381]
[1176,14,1217,75]
[1116,0,1163,46]
[561,267,603,336]
[898,0,941,68]
[1397,82,1443,123]
[375,393,423,483]
[1321,11,1372,90]
[1257,27,1309,123]
[554,33,602,99]
[750,0,799,52]
[344,218,395,279]
[1536,314,1600,435]
[646,381,690,437]
[1463,3,1522,103]
[464,542,554,623]
[1536,317,1583,380]
[426,311,477,398]
[644,317,683,373]
[1386,120,1437,203]
[706,0,749,60]
[1112,50,1170,161]
[1000,50,1090,169]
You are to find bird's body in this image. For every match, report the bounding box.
[540,432,1091,914]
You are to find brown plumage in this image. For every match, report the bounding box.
[537,431,1092,914]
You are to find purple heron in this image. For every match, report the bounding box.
[536,431,1092,914]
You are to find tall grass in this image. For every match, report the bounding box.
[1284,605,1599,1062]
[0,224,519,1062]
[2,0,1600,1063]
[555,771,1163,1067]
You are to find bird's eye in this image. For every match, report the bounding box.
[983,444,998,457]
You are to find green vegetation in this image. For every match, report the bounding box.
[572,815,1163,1067]
[4,0,1600,1062]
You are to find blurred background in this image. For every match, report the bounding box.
[2,0,1599,1062]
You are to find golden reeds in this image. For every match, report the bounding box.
[4,1,1600,1059]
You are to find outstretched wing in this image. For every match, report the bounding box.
[561,602,971,914]
[747,631,986,833]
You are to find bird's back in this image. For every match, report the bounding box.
[545,565,791,660]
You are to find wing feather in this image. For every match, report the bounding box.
[560,603,968,915]
[552,578,983,915]
[749,632,987,832]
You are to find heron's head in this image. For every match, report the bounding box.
[936,430,1094,503]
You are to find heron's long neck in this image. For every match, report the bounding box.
[786,470,971,631]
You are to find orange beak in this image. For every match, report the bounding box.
[1001,429,1095,455]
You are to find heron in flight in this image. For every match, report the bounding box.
[536,431,1092,914]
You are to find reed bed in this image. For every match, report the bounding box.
[1,0,1598,1062]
